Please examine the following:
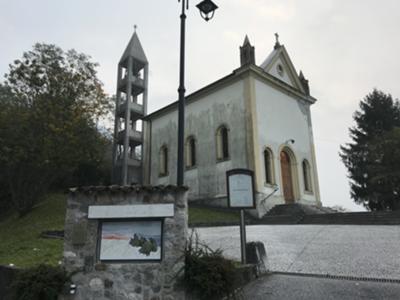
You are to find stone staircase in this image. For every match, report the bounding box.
[257,204,315,224]
[255,214,304,225]
[258,203,400,225]
[267,203,330,216]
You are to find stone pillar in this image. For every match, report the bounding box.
[62,185,188,300]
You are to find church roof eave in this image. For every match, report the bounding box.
[260,49,278,70]
[243,65,317,103]
[143,72,237,121]
[143,65,316,121]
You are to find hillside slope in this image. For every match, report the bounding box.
[0,194,66,268]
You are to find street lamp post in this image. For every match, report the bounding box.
[177,0,218,186]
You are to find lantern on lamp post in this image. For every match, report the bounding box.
[196,0,219,21]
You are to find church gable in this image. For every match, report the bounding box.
[259,36,305,94]
[266,56,296,87]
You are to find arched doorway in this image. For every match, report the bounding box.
[280,150,295,203]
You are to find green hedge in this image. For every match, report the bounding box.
[12,265,68,300]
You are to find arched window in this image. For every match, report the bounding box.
[264,148,275,184]
[302,159,313,192]
[159,145,168,176]
[186,136,196,168]
[216,125,229,160]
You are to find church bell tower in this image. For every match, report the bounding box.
[112,30,148,185]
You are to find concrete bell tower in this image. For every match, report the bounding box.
[112,30,148,185]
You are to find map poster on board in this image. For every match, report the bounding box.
[226,169,255,209]
[99,220,163,262]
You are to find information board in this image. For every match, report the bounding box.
[226,169,255,209]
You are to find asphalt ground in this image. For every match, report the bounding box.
[196,225,400,280]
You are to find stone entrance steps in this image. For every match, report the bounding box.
[254,214,304,225]
[266,203,331,216]
[258,204,313,225]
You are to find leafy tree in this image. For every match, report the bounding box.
[340,89,400,210]
[0,43,112,216]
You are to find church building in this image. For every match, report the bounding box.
[112,31,322,218]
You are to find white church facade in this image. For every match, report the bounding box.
[112,32,322,217]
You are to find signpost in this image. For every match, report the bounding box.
[226,169,255,264]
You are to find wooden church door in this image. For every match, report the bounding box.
[280,151,294,203]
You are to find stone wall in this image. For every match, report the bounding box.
[62,185,188,300]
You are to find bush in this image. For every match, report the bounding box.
[183,232,238,300]
[12,265,69,300]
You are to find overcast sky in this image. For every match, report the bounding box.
[1,0,400,211]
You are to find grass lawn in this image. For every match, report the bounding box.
[0,193,66,268]
[0,194,239,268]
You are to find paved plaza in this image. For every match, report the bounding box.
[197,225,400,279]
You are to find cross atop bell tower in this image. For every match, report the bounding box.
[112,30,149,185]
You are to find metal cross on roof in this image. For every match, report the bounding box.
[274,32,281,49]
[275,33,280,44]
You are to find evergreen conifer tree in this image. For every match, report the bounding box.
[340,89,400,210]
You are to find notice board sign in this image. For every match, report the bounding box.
[226,169,255,209]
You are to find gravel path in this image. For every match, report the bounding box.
[196,225,400,279]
